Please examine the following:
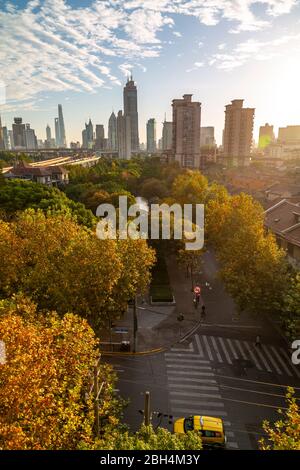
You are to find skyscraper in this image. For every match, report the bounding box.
[162,119,173,150]
[200,127,215,147]
[46,124,51,142]
[172,94,201,168]
[0,115,4,150]
[146,118,157,153]
[86,119,94,148]
[55,118,60,147]
[2,126,9,149]
[95,124,105,150]
[278,125,300,143]
[123,76,139,153]
[223,99,255,158]
[56,104,67,148]
[117,110,131,159]
[108,111,117,151]
[12,117,26,149]
[258,123,274,149]
[24,124,37,150]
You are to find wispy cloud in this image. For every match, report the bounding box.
[0,0,298,109]
[210,33,300,70]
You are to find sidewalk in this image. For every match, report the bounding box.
[99,255,201,352]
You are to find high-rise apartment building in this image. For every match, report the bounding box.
[172,94,201,168]
[108,111,117,151]
[24,124,37,149]
[12,117,26,149]
[0,115,4,150]
[117,110,131,159]
[162,119,173,151]
[200,127,215,147]
[223,99,255,158]
[123,76,139,153]
[278,126,300,143]
[258,123,274,149]
[146,118,157,153]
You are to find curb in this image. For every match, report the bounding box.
[100,320,201,357]
[101,347,165,357]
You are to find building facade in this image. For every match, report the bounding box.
[172,94,201,168]
[24,124,37,150]
[117,110,131,159]
[123,77,139,153]
[108,111,117,151]
[200,126,215,147]
[278,125,300,143]
[162,120,173,151]
[12,117,26,149]
[0,115,4,150]
[57,104,67,148]
[223,99,255,159]
[95,124,105,150]
[146,118,157,153]
[259,123,274,149]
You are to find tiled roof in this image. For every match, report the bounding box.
[265,199,300,246]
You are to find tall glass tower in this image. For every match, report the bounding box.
[123,76,139,153]
[57,104,67,148]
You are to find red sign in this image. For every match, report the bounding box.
[194,286,201,295]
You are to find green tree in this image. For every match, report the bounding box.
[0,179,95,228]
[97,424,203,450]
[260,388,300,450]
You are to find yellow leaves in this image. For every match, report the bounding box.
[260,388,300,450]
[0,297,102,450]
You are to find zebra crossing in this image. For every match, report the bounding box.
[165,347,239,449]
[193,334,300,378]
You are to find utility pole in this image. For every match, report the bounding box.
[144,391,151,426]
[133,295,138,353]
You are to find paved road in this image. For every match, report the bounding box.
[106,250,300,449]
[108,328,300,449]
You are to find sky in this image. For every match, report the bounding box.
[1,0,300,145]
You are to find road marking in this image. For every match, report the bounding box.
[173,409,228,417]
[168,383,219,391]
[270,346,293,377]
[165,357,210,364]
[226,339,239,360]
[253,345,272,372]
[211,336,223,363]
[261,345,282,375]
[167,377,217,384]
[202,335,214,361]
[195,334,204,357]
[165,353,207,360]
[227,442,239,449]
[243,341,262,370]
[167,370,214,377]
[166,364,212,370]
[280,348,300,379]
[171,399,225,408]
[234,339,247,360]
[170,391,222,399]
[218,337,232,364]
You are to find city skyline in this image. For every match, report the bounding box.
[1,1,300,144]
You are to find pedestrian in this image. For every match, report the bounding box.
[255,335,261,348]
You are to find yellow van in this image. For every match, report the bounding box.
[174,415,226,449]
